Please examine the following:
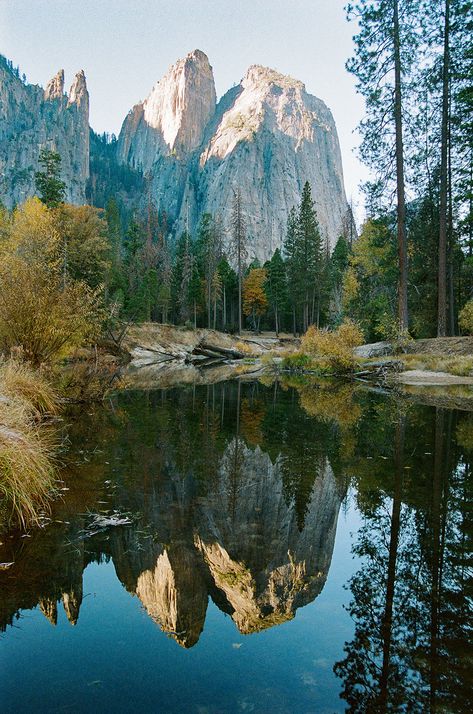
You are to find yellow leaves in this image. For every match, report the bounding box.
[348,218,391,281]
[243,268,268,317]
[0,199,105,364]
[342,266,360,308]
[459,300,473,335]
[7,197,61,264]
[301,319,364,373]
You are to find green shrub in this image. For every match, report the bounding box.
[459,300,473,335]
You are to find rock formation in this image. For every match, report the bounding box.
[1,50,348,260]
[0,56,89,207]
[117,50,349,261]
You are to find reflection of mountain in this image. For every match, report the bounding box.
[0,383,345,647]
[196,440,341,634]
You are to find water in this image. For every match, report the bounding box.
[0,379,471,713]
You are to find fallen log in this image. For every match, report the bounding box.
[198,341,246,360]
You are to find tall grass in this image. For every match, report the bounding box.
[0,360,59,530]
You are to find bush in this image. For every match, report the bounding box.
[377,313,414,353]
[0,198,105,364]
[301,319,364,374]
[459,300,473,335]
[281,352,316,373]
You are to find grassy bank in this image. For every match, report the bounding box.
[0,360,59,531]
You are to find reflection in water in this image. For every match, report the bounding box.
[0,379,471,711]
[0,381,346,648]
[334,403,473,713]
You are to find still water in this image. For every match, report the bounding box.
[0,379,471,713]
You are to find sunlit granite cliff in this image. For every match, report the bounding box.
[0,56,89,207]
[117,50,348,259]
[1,50,347,258]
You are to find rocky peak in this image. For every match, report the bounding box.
[117,49,216,170]
[67,70,88,109]
[243,64,305,93]
[142,49,215,152]
[44,69,64,101]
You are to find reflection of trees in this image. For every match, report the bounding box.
[335,405,473,712]
[0,380,346,645]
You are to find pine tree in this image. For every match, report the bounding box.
[230,189,247,334]
[196,213,222,327]
[35,149,66,208]
[105,197,126,305]
[346,0,420,330]
[284,205,300,335]
[265,249,287,336]
[296,182,322,332]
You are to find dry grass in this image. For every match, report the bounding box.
[0,359,59,415]
[0,359,58,530]
[400,353,473,377]
[235,340,258,357]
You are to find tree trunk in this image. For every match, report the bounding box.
[437,0,450,337]
[275,305,279,337]
[393,0,409,330]
[378,414,404,710]
[223,285,227,330]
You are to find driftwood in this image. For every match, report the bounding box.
[197,342,246,360]
[354,359,403,383]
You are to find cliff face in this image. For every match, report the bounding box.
[117,49,216,171]
[0,57,89,207]
[117,51,348,260]
[1,50,347,260]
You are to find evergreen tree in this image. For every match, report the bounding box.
[34,149,66,208]
[284,206,300,334]
[296,182,322,331]
[105,197,126,304]
[230,189,247,333]
[346,0,420,330]
[196,213,222,327]
[264,249,287,336]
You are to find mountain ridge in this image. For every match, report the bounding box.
[0,50,349,259]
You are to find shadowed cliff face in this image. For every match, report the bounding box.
[0,56,89,208]
[0,382,346,647]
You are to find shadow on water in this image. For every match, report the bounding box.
[0,377,471,711]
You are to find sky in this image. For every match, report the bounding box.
[1,0,368,218]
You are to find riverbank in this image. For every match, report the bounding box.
[122,325,473,409]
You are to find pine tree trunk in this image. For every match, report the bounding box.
[275,305,279,337]
[393,0,409,330]
[238,266,242,335]
[447,94,455,335]
[437,0,450,337]
[223,285,227,330]
[378,415,404,710]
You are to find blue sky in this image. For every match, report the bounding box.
[1,0,368,216]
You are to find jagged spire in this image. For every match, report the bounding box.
[62,587,82,626]
[67,70,88,109]
[39,597,58,626]
[44,69,64,101]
